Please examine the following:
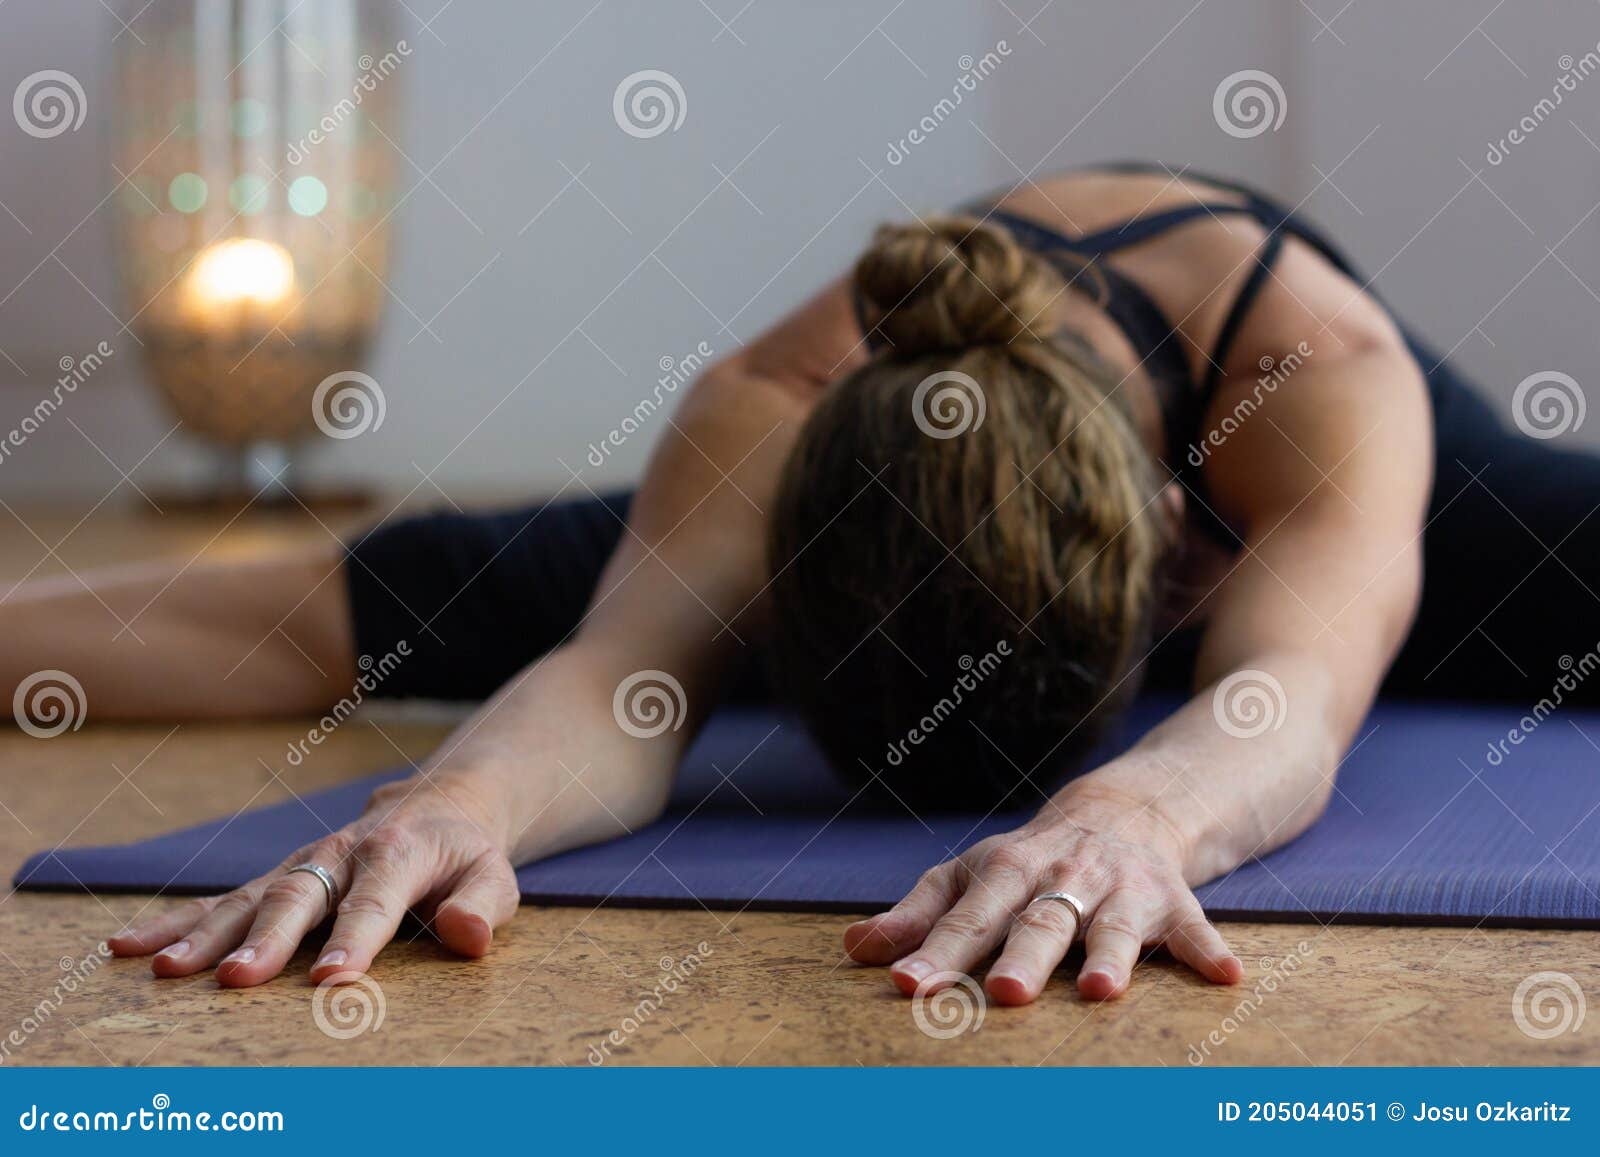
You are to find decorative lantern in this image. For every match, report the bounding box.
[112,0,404,497]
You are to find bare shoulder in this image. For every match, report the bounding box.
[722,277,867,400]
[1196,250,1432,537]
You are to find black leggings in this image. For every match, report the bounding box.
[344,383,1600,707]
[1384,379,1600,700]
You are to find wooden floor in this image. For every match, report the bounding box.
[0,504,1596,1066]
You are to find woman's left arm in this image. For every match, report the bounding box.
[847,266,1434,1005]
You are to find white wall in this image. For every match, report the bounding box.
[2,0,1598,502]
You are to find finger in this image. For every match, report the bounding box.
[108,901,209,957]
[308,830,428,982]
[985,895,1083,1006]
[215,861,350,988]
[890,855,1031,994]
[431,850,520,957]
[1163,906,1244,985]
[844,861,965,965]
[148,889,262,977]
[1077,888,1162,1001]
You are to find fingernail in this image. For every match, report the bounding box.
[314,949,346,970]
[221,947,255,966]
[157,940,189,960]
[894,959,933,982]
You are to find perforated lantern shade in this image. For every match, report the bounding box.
[113,0,402,447]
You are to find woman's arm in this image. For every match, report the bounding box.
[425,344,825,871]
[847,247,1434,1005]
[1093,346,1430,881]
[111,283,863,986]
[472,279,863,865]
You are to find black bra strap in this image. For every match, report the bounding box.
[1072,202,1260,253]
[986,197,1297,392]
[1202,223,1288,393]
[980,209,1083,262]
[982,199,1272,258]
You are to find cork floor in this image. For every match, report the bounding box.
[1,505,1595,1066]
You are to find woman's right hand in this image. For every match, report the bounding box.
[108,772,521,987]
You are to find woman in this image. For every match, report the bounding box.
[17,164,1591,1005]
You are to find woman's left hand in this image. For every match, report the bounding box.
[842,793,1243,1004]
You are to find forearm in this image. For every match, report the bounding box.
[414,641,684,866]
[1048,532,1418,884]
[1052,649,1345,884]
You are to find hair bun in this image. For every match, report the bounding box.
[853,214,1065,357]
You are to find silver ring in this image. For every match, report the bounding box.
[1030,890,1088,927]
[285,862,339,916]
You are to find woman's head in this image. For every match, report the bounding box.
[765,215,1173,810]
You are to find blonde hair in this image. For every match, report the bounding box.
[765,215,1171,806]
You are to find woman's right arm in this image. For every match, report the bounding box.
[111,282,862,986]
[429,344,824,869]
[443,278,865,864]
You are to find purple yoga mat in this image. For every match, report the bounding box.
[15,698,1600,925]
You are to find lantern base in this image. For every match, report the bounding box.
[142,442,377,515]
[141,486,378,517]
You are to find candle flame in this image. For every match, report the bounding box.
[185,238,295,309]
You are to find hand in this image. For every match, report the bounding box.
[108,774,520,987]
[842,796,1243,1005]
